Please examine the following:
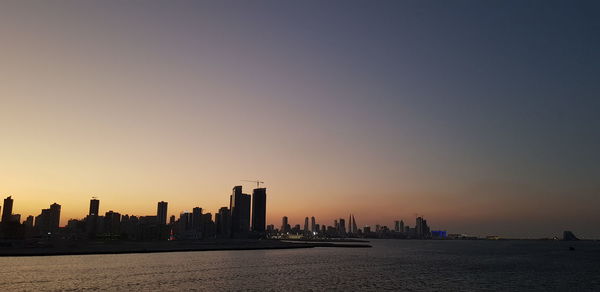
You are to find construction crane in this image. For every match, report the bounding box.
[241,180,265,189]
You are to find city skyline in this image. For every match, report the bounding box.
[1,1,599,239]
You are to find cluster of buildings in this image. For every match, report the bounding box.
[271,215,445,240]
[1,189,450,241]
[0,196,62,239]
[0,186,267,241]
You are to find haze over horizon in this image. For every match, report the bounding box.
[1,1,599,239]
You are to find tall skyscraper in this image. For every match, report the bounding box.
[89,198,100,216]
[192,207,203,231]
[394,220,400,232]
[230,186,251,234]
[281,216,289,233]
[310,216,316,232]
[416,216,430,239]
[304,217,309,233]
[49,203,61,232]
[339,218,346,234]
[1,196,14,223]
[157,201,168,225]
[216,207,231,237]
[251,188,267,232]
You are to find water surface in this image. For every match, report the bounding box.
[1,240,599,291]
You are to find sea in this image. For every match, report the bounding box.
[1,239,599,291]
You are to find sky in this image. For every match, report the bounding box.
[1,1,599,238]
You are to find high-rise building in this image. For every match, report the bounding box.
[35,202,61,235]
[416,216,430,239]
[351,214,358,234]
[394,220,400,232]
[304,217,309,233]
[104,210,121,234]
[216,207,231,237]
[339,218,346,234]
[1,196,14,223]
[281,216,289,233]
[89,198,100,216]
[157,201,168,225]
[230,186,251,234]
[399,220,404,233]
[192,207,203,231]
[311,216,316,232]
[49,203,61,232]
[251,188,267,232]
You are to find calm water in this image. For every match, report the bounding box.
[1,240,599,291]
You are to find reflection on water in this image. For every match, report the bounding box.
[1,240,599,291]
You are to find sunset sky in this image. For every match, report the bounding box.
[1,1,599,238]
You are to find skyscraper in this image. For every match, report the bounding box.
[49,203,61,232]
[89,198,100,216]
[157,201,168,225]
[304,217,309,233]
[1,196,14,223]
[216,207,231,238]
[192,207,203,231]
[310,216,316,232]
[281,216,289,233]
[416,216,430,239]
[251,188,267,232]
[339,218,346,234]
[394,220,400,232]
[230,186,251,234]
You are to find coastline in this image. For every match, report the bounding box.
[0,239,370,257]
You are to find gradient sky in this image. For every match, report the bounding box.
[1,1,599,238]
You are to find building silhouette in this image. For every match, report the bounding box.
[230,186,250,235]
[311,216,316,232]
[1,196,14,223]
[34,203,61,235]
[157,201,168,225]
[251,188,267,233]
[89,198,100,216]
[281,216,290,233]
[215,207,231,238]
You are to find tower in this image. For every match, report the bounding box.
[230,186,251,234]
[1,196,14,223]
[89,198,100,216]
[157,201,168,225]
[251,188,267,232]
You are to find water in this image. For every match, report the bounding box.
[1,240,599,291]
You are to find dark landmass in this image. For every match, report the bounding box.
[0,239,371,257]
[282,238,370,243]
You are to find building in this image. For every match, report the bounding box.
[192,207,203,232]
[1,196,14,223]
[230,186,251,235]
[104,210,121,235]
[310,216,316,232]
[415,216,431,239]
[157,201,168,225]
[251,188,267,232]
[34,203,61,235]
[281,216,289,233]
[304,217,309,233]
[215,207,231,238]
[89,198,100,216]
[338,218,346,235]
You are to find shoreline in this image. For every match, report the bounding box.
[0,239,371,257]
